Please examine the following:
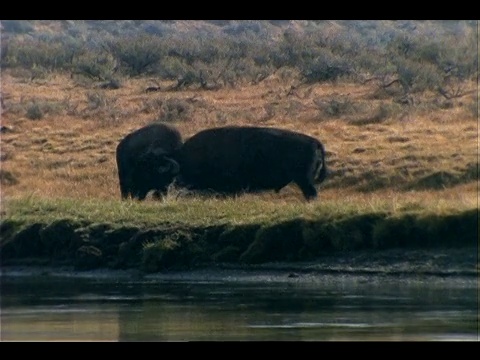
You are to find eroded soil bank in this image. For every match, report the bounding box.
[1,208,477,277]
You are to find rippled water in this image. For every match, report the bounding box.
[1,270,478,341]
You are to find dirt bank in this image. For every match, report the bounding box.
[1,247,477,281]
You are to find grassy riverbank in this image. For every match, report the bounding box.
[1,194,477,273]
[1,21,478,274]
[1,71,477,274]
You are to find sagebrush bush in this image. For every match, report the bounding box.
[157,98,192,122]
[72,51,117,81]
[26,102,43,120]
[316,97,358,118]
[107,35,165,76]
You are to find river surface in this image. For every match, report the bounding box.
[0,268,478,341]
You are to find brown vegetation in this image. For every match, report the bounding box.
[0,69,478,208]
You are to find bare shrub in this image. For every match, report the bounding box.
[86,92,110,110]
[141,98,164,114]
[313,96,357,118]
[23,100,64,120]
[156,98,192,122]
[349,103,402,126]
[81,91,125,124]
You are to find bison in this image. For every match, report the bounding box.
[146,126,327,200]
[116,122,182,200]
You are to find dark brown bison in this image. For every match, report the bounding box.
[116,122,182,200]
[145,126,327,200]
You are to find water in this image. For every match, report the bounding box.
[1,270,478,341]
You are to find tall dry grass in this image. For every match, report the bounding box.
[1,70,478,209]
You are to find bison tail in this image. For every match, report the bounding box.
[313,143,327,184]
[315,161,327,184]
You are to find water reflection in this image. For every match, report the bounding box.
[1,272,478,341]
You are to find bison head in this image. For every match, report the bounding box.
[140,146,180,176]
[129,146,180,198]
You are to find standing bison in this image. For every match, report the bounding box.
[168,126,327,200]
[116,122,182,200]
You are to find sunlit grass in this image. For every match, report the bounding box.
[1,70,477,218]
[3,184,476,229]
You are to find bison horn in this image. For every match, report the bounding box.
[166,156,180,175]
[157,156,180,175]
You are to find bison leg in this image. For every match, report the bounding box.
[151,190,167,200]
[132,187,149,201]
[295,178,318,201]
[137,192,148,201]
[121,189,129,200]
[118,169,130,200]
[120,182,133,200]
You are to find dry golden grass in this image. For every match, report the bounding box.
[1,69,478,208]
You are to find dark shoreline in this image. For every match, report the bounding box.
[2,247,477,280]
